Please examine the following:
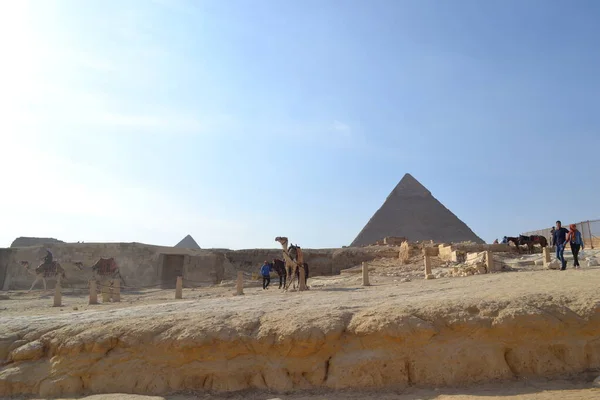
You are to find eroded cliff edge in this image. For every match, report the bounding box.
[1,290,599,397]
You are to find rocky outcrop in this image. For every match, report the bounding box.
[1,294,599,397]
[10,237,65,248]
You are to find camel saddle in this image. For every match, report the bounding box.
[94,258,117,275]
[35,261,58,277]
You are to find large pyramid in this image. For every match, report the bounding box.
[351,174,484,246]
[174,234,201,249]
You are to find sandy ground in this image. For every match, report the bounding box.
[12,380,600,399]
[1,253,598,319]
[2,249,600,399]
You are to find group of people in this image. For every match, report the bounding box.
[552,221,585,270]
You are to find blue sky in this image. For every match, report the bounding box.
[1,0,599,249]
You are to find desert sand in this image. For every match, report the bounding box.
[2,251,600,399]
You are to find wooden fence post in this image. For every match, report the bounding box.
[236,271,244,295]
[175,276,183,299]
[112,279,121,302]
[362,262,370,286]
[101,281,111,303]
[485,251,494,273]
[424,253,434,280]
[89,280,98,305]
[53,280,62,307]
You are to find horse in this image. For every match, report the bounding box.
[518,235,548,254]
[269,258,287,289]
[503,236,520,247]
[503,236,523,253]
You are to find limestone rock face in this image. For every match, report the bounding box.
[351,174,483,246]
[1,293,599,397]
[9,341,44,362]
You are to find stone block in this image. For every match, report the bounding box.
[547,259,561,270]
[438,244,454,261]
[587,257,599,267]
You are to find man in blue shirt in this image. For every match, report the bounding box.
[552,221,569,270]
[260,261,272,290]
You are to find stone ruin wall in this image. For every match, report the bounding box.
[1,243,402,290]
[218,246,401,277]
[1,243,223,290]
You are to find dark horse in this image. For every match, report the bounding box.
[503,236,522,253]
[269,259,287,289]
[518,235,548,254]
[503,236,520,247]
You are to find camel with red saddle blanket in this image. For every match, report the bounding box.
[20,260,82,292]
[74,257,125,287]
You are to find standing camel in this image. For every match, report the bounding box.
[275,237,309,291]
[74,257,125,288]
[20,260,79,292]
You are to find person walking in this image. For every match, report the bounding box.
[552,221,569,270]
[260,261,271,290]
[566,224,585,269]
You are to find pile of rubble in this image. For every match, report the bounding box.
[441,251,509,278]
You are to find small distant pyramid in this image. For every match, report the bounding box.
[351,173,484,246]
[174,234,201,249]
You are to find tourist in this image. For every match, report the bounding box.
[552,221,569,270]
[260,261,271,290]
[566,224,585,269]
[493,239,499,244]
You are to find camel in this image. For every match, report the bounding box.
[20,260,78,292]
[74,257,125,288]
[275,236,309,291]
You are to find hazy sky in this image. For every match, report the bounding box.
[1,0,599,249]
